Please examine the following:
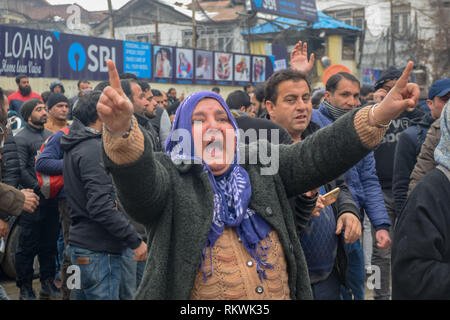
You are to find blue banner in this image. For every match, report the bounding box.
[250,0,318,22]
[0,25,59,78]
[123,41,151,79]
[59,33,123,80]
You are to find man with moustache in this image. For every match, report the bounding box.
[14,99,61,300]
[8,74,43,115]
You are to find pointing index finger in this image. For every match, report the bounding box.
[107,59,124,96]
[396,61,414,89]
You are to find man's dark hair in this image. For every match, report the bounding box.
[15,74,28,84]
[77,79,90,88]
[121,79,140,103]
[41,91,51,104]
[167,88,176,95]
[212,87,220,94]
[94,81,110,92]
[360,84,374,97]
[226,90,251,110]
[326,72,360,94]
[253,82,266,103]
[243,84,253,92]
[119,73,138,80]
[265,69,310,104]
[151,89,162,97]
[138,80,150,92]
[73,90,102,126]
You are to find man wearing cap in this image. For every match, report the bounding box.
[14,99,61,300]
[371,66,424,300]
[393,78,450,216]
[45,93,70,133]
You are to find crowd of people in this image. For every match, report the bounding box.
[0,40,448,300]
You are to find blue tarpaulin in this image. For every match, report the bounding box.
[242,11,360,35]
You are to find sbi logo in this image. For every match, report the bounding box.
[68,42,116,72]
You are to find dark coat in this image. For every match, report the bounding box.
[61,119,141,254]
[14,124,52,194]
[392,168,450,299]
[103,108,374,300]
[0,134,21,188]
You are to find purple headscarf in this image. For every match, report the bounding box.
[165,91,274,282]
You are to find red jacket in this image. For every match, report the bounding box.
[8,90,42,114]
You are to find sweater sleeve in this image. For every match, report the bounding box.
[102,117,171,227]
[15,135,39,191]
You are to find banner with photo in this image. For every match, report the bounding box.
[234,54,251,85]
[175,48,194,84]
[214,52,233,84]
[194,50,213,84]
[252,55,266,83]
[0,25,59,78]
[153,45,174,82]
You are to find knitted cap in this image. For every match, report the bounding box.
[47,92,69,110]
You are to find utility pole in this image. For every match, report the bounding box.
[107,0,115,39]
[192,0,197,48]
[155,7,159,45]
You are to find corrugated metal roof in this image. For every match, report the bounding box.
[242,11,360,35]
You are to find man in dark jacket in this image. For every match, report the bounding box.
[14,99,61,300]
[121,80,161,152]
[393,78,449,216]
[61,91,147,300]
[372,66,424,300]
[264,68,362,299]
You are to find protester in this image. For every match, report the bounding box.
[45,93,70,133]
[166,87,184,116]
[61,90,146,300]
[392,101,450,299]
[264,68,362,299]
[14,99,61,300]
[68,80,92,120]
[249,82,266,118]
[211,87,220,95]
[360,84,375,105]
[95,59,418,299]
[310,72,392,300]
[143,87,171,147]
[226,90,254,116]
[49,81,65,94]
[35,120,72,300]
[371,65,423,300]
[243,84,254,95]
[408,118,441,194]
[392,78,449,216]
[8,75,42,115]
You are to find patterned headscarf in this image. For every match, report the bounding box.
[165,91,273,282]
[435,100,450,178]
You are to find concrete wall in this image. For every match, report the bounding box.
[0,76,244,101]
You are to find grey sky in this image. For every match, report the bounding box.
[47,0,131,11]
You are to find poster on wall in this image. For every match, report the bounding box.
[214,52,233,84]
[0,25,59,78]
[234,54,251,84]
[153,45,173,81]
[194,50,213,84]
[175,48,193,83]
[59,33,123,80]
[123,41,151,79]
[252,56,266,83]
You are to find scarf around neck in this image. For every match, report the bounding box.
[322,99,348,120]
[165,91,274,282]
